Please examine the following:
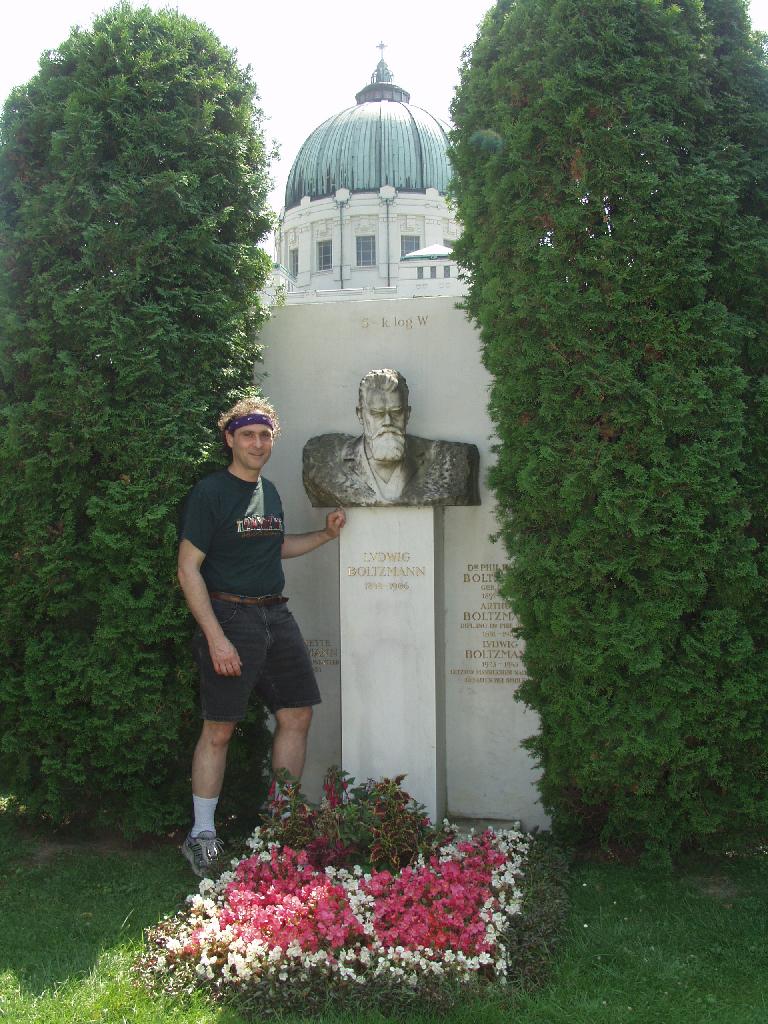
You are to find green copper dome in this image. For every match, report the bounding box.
[284,59,451,209]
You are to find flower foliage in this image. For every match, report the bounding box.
[137,774,532,1013]
[265,768,453,873]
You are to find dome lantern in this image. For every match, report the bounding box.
[355,45,411,105]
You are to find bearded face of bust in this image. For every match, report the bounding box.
[358,382,410,466]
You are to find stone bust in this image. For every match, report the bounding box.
[303,368,480,507]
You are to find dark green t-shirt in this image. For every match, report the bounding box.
[180,470,285,597]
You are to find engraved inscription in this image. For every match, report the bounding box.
[360,315,430,329]
[345,550,426,592]
[348,566,425,577]
[450,562,527,686]
[306,639,340,671]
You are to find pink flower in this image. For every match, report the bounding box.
[152,826,524,994]
[215,846,365,953]
[362,845,500,954]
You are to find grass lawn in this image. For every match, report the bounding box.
[1,805,765,1024]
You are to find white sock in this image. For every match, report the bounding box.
[191,795,219,837]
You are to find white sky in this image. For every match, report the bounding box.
[3,0,768,249]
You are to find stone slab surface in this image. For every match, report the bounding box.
[339,507,445,822]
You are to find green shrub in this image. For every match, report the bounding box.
[449,0,768,854]
[697,0,768,675]
[0,3,274,834]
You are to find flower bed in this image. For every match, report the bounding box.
[137,772,534,1013]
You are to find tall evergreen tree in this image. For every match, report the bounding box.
[450,0,768,853]
[698,0,768,652]
[0,3,274,833]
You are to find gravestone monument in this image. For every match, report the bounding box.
[259,295,548,830]
[303,368,479,821]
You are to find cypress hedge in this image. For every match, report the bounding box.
[699,0,768,662]
[0,3,274,834]
[449,0,768,854]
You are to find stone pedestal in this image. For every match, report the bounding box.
[339,507,445,822]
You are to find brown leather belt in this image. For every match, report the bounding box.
[209,592,288,607]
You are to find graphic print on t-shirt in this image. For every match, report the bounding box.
[235,479,283,536]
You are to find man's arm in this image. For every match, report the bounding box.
[177,538,242,676]
[281,508,346,559]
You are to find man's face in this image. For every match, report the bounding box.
[226,423,274,477]
[358,385,409,464]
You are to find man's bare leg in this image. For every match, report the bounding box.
[272,706,313,780]
[182,720,236,872]
[192,720,236,798]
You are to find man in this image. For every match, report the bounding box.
[177,396,345,877]
[303,368,480,507]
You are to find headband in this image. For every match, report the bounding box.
[226,413,274,433]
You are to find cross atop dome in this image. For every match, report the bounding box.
[371,42,394,86]
[356,44,408,104]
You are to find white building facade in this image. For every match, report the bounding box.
[274,57,464,301]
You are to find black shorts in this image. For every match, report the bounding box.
[193,598,321,721]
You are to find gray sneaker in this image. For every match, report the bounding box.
[181,831,224,878]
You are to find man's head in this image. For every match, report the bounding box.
[218,396,280,471]
[356,369,410,465]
